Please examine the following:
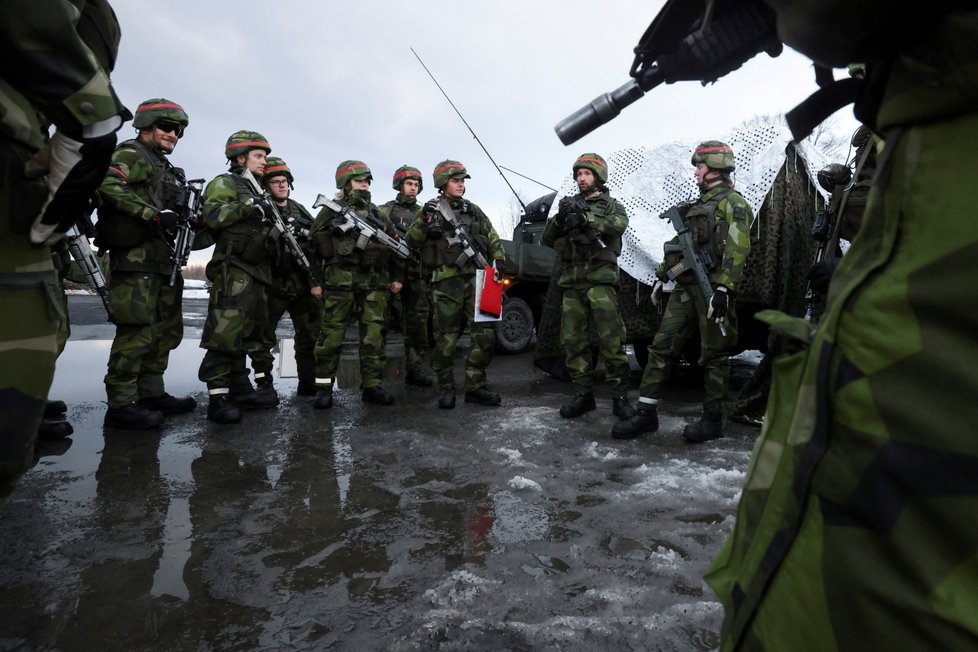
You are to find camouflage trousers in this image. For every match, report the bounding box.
[198,263,270,392]
[561,284,630,394]
[250,284,322,387]
[104,271,183,407]
[430,274,495,392]
[639,284,738,415]
[0,144,63,502]
[314,287,387,389]
[392,275,432,372]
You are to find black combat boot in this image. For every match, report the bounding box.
[612,396,636,419]
[465,387,501,406]
[313,387,333,409]
[296,379,318,396]
[438,388,456,409]
[682,413,723,443]
[405,368,434,387]
[137,392,197,415]
[611,405,658,440]
[39,399,73,439]
[253,376,280,407]
[44,399,68,419]
[560,392,596,418]
[231,387,279,410]
[207,394,242,424]
[104,403,165,430]
[362,385,394,405]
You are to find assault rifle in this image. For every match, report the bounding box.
[262,194,321,287]
[169,176,205,286]
[660,205,726,336]
[555,0,782,145]
[312,194,414,261]
[65,212,113,322]
[436,199,490,269]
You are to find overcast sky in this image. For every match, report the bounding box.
[109,0,857,254]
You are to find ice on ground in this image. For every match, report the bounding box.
[508,475,542,491]
[482,406,559,444]
[495,447,526,466]
[626,457,746,506]
[582,441,621,461]
[424,570,501,609]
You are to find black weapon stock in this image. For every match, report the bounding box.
[312,194,415,262]
[555,0,782,145]
[660,205,726,335]
[169,178,205,286]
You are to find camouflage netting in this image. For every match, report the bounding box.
[534,117,831,399]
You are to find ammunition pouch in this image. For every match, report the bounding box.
[359,241,389,270]
[95,209,154,249]
[315,231,335,259]
[420,240,439,270]
[218,231,268,265]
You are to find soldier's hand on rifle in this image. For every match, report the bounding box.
[807,260,835,294]
[156,209,179,235]
[650,279,664,309]
[708,286,729,321]
[329,216,349,237]
[246,197,274,221]
[564,210,585,232]
[310,285,323,300]
[422,199,440,221]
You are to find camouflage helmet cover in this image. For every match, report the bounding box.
[132,98,189,130]
[335,160,372,189]
[264,156,293,185]
[225,130,271,160]
[433,159,470,189]
[572,153,608,184]
[691,141,736,172]
[392,165,423,192]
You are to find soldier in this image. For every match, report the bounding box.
[1,0,129,501]
[198,131,280,424]
[706,5,978,649]
[378,165,434,387]
[405,160,506,409]
[96,98,198,429]
[612,141,753,442]
[308,161,403,409]
[542,154,634,420]
[251,157,322,398]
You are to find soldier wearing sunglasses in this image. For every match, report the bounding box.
[97,98,197,430]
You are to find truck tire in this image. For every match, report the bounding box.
[495,296,534,354]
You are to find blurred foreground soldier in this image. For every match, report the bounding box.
[97,98,197,429]
[309,161,402,409]
[378,165,434,387]
[405,160,506,409]
[252,157,322,398]
[705,7,978,651]
[198,131,279,424]
[542,153,633,419]
[612,142,753,441]
[0,0,128,501]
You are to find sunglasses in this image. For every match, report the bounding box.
[155,121,185,138]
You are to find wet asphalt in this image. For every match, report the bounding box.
[0,294,759,651]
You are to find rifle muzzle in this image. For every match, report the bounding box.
[554,67,663,146]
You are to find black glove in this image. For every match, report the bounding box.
[807,260,836,294]
[427,225,444,240]
[156,209,179,234]
[564,211,585,232]
[248,197,275,221]
[422,198,440,222]
[329,216,350,237]
[708,286,729,321]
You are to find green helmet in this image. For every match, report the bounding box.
[572,153,608,184]
[817,163,852,192]
[263,156,293,185]
[132,98,189,130]
[225,130,271,161]
[433,159,470,190]
[392,165,423,192]
[691,141,735,172]
[335,160,372,189]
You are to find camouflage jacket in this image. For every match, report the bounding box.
[659,183,754,293]
[202,169,274,286]
[97,138,182,275]
[308,192,404,291]
[0,0,128,271]
[404,196,505,283]
[378,194,427,278]
[542,190,628,288]
[267,197,316,298]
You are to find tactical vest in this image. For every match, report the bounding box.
[270,199,314,273]
[314,200,392,270]
[662,187,734,274]
[211,173,273,265]
[95,139,182,249]
[553,194,622,265]
[435,200,490,269]
[385,199,434,271]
